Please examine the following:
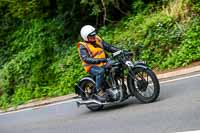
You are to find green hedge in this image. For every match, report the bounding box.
[0,19,87,108]
[161,17,200,68]
[99,13,184,68]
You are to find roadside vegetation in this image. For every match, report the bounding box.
[0,0,199,109]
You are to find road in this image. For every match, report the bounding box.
[0,73,200,133]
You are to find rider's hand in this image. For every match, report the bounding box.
[105,58,113,68]
[106,58,111,62]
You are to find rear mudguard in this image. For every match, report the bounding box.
[75,77,95,96]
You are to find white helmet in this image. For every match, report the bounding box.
[80,25,96,41]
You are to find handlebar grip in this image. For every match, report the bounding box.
[124,52,133,56]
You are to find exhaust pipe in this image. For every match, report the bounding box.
[76,99,104,107]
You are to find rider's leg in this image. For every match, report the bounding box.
[89,66,106,102]
[90,66,105,93]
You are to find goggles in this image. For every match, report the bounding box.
[88,30,97,36]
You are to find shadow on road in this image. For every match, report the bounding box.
[80,83,188,114]
[82,97,161,114]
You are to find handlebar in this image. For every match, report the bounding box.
[112,50,133,58]
[124,51,133,57]
[104,50,133,69]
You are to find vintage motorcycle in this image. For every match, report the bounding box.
[75,48,160,111]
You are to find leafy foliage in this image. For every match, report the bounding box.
[160,17,200,68]
[0,19,86,108]
[99,0,199,70]
[99,13,184,68]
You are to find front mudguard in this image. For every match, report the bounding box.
[133,61,148,69]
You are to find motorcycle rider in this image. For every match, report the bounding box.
[77,25,120,102]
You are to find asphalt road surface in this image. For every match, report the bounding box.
[0,72,200,133]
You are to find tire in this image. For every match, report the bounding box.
[127,68,160,103]
[79,78,104,111]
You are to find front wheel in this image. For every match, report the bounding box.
[127,68,160,103]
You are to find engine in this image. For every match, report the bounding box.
[106,88,121,102]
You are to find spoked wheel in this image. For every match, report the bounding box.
[128,68,160,103]
[79,79,104,111]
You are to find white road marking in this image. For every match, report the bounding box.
[160,73,200,84]
[0,99,80,116]
[0,73,200,116]
[176,130,200,133]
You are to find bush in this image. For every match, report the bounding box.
[160,17,200,68]
[0,19,87,108]
[99,13,184,68]
[99,0,199,70]
[189,0,200,14]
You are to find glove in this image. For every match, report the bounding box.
[105,58,114,68]
[106,58,111,62]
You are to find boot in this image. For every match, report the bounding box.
[93,94,106,102]
[92,89,106,102]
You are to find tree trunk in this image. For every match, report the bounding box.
[101,0,107,25]
[114,0,129,16]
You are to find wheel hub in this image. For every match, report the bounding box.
[137,79,148,92]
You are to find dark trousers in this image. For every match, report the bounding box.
[89,66,105,93]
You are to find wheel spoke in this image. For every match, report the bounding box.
[138,71,148,83]
[148,86,154,94]
[143,91,147,97]
[134,80,138,89]
[138,72,144,80]
[140,90,145,96]
[142,71,144,79]
[147,74,149,83]
[148,82,155,94]
[147,87,153,96]
[134,76,141,83]
[130,68,160,103]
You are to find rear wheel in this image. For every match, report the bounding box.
[127,68,160,103]
[79,78,104,111]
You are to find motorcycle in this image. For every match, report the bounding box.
[75,48,160,111]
